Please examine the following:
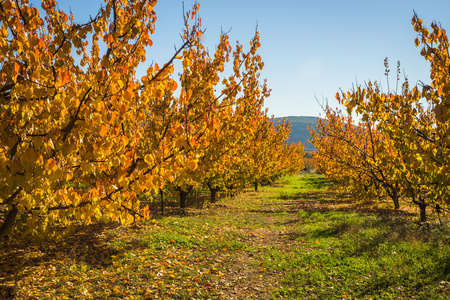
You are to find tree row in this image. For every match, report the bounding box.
[0,0,304,239]
[310,14,450,222]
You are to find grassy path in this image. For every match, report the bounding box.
[1,174,450,299]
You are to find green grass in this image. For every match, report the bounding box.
[1,173,449,299]
[263,210,450,299]
[258,175,450,299]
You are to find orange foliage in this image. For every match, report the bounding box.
[314,13,450,221]
[0,0,304,238]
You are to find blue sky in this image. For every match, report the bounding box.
[33,0,450,117]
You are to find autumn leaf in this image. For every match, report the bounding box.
[99,125,108,137]
[14,61,20,73]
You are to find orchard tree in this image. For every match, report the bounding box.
[336,14,450,221]
[164,23,272,207]
[248,117,302,191]
[222,116,304,194]
[0,0,302,239]
[200,31,274,201]
[275,139,305,180]
[310,105,403,209]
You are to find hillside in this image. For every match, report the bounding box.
[274,116,319,152]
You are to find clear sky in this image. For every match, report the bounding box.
[32,0,450,118]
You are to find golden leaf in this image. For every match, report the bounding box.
[99,125,108,137]
[14,62,20,74]
[23,147,39,163]
[46,159,58,172]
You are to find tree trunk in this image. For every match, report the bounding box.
[210,189,217,203]
[411,190,427,222]
[418,201,427,222]
[180,190,188,208]
[160,189,165,215]
[254,182,258,192]
[0,206,19,239]
[207,183,220,204]
[178,186,193,209]
[392,191,400,210]
[0,188,23,239]
[393,196,400,210]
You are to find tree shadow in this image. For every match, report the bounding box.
[300,176,331,190]
[0,222,123,299]
[248,188,435,251]
[264,189,417,218]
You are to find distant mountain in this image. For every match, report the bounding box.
[274,116,319,152]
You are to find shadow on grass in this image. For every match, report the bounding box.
[306,221,354,239]
[0,189,229,298]
[300,176,331,190]
[259,189,417,219]
[0,222,122,299]
[354,252,450,298]
[269,192,450,299]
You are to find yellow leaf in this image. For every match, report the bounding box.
[187,160,198,171]
[186,89,193,100]
[144,154,153,165]
[64,69,70,84]
[126,213,134,225]
[58,68,70,86]
[170,80,178,91]
[23,147,39,163]
[2,26,8,38]
[46,158,58,172]
[124,88,133,101]
[99,125,108,137]
[140,205,150,219]
[122,136,129,146]
[106,34,113,44]
[14,62,20,74]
